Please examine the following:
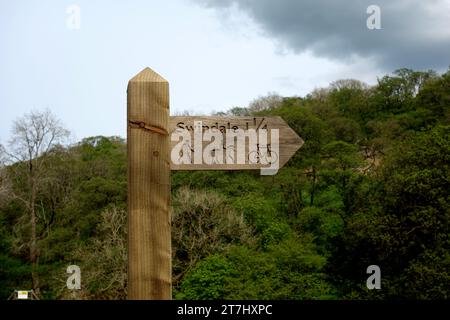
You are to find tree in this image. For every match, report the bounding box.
[372,68,437,115]
[308,87,330,103]
[0,163,11,205]
[331,125,450,298]
[328,79,371,125]
[330,79,369,91]
[172,187,254,288]
[0,109,69,296]
[227,106,251,116]
[56,205,128,300]
[415,68,450,125]
[248,92,283,113]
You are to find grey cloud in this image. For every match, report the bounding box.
[196,0,450,71]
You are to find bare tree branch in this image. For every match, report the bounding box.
[2,108,70,297]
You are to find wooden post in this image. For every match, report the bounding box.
[127,67,171,300]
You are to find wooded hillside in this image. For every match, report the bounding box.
[0,68,449,299]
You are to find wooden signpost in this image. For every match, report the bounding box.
[169,116,304,172]
[127,68,171,300]
[127,67,304,300]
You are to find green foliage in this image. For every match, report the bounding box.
[171,187,254,288]
[232,194,292,248]
[177,239,336,300]
[176,255,235,300]
[0,225,31,298]
[1,67,449,299]
[330,125,450,299]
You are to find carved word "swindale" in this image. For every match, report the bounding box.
[171,120,280,175]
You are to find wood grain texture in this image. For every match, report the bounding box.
[169,116,304,170]
[127,67,171,300]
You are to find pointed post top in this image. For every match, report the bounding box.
[129,67,167,83]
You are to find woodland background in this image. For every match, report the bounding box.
[0,68,449,299]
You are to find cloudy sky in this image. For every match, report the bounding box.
[1,0,449,142]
